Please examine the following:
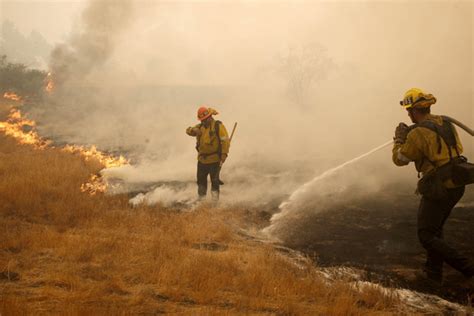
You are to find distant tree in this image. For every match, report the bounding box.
[278,42,335,109]
[0,55,47,98]
[0,20,51,69]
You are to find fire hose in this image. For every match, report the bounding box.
[442,116,474,136]
[402,116,474,137]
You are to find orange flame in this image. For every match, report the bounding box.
[81,174,108,195]
[0,109,51,148]
[0,106,128,194]
[63,145,128,169]
[45,72,54,94]
[3,92,22,101]
[63,145,128,195]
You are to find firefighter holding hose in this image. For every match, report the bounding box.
[186,106,232,202]
[392,88,474,287]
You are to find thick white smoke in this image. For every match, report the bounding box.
[24,1,472,229]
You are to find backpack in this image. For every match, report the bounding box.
[195,120,223,160]
[414,118,474,198]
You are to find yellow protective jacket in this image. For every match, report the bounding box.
[186,119,230,164]
[392,114,463,188]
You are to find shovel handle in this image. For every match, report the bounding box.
[229,122,238,142]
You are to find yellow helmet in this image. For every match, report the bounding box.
[400,88,437,109]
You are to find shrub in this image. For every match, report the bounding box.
[0,55,47,98]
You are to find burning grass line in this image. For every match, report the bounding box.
[0,109,51,149]
[0,106,128,195]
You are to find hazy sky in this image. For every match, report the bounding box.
[0,0,86,43]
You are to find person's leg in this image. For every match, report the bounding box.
[418,195,444,281]
[424,242,444,281]
[197,162,210,198]
[418,186,473,278]
[426,197,455,278]
[209,162,221,202]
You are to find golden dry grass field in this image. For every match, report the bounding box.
[0,102,399,315]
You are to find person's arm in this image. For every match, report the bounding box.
[186,124,201,137]
[392,129,423,166]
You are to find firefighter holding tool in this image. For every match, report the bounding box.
[186,106,233,202]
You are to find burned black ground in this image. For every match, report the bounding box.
[279,190,474,305]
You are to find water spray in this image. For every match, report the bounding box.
[270,115,474,227]
[276,140,393,214]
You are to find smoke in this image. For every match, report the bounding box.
[50,0,133,85]
[30,0,136,150]
[23,1,473,233]
[130,184,196,208]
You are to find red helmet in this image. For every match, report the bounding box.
[197,106,212,121]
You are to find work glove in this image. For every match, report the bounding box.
[394,123,409,144]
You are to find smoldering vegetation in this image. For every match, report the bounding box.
[25,1,474,237]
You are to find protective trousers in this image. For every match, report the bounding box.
[197,161,220,200]
[417,186,474,280]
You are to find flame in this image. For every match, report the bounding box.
[0,109,51,148]
[62,145,128,195]
[81,174,107,195]
[62,145,128,169]
[0,106,128,194]
[45,72,54,94]
[3,92,22,101]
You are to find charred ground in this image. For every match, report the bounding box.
[278,189,474,304]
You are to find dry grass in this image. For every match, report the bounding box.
[0,111,399,314]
